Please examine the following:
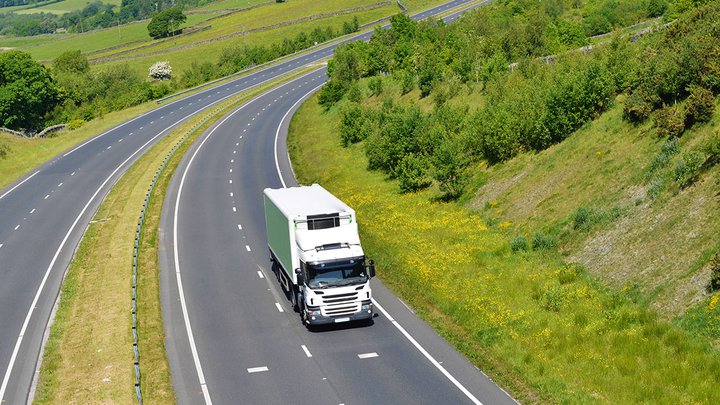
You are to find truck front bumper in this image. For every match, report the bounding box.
[306,309,373,326]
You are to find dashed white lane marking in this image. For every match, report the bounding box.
[150,121,154,124]
[257,271,264,279]
[14,225,20,231]
[247,123,251,126]
[229,180,233,184]
[118,139,123,142]
[57,183,63,187]
[275,303,284,312]
[140,126,143,129]
[236,142,239,146]
[237,224,242,230]
[233,150,236,154]
[44,195,49,200]
[231,159,234,163]
[230,192,233,197]
[247,367,268,374]
[29,209,35,214]
[106,146,112,150]
[129,133,133,136]
[71,171,75,176]
[245,245,251,252]
[301,345,312,358]
[239,136,243,139]
[243,129,247,132]
[229,169,233,173]
[358,352,378,359]
[232,207,236,212]
[251,117,255,121]
[0,244,3,249]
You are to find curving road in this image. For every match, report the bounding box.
[0,1,487,403]
[160,65,517,404]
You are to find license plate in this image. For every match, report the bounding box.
[334,317,350,323]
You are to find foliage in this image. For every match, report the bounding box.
[532,232,557,251]
[673,150,704,187]
[510,235,529,253]
[52,50,90,74]
[367,76,382,97]
[147,7,186,39]
[684,86,715,127]
[648,137,680,175]
[0,50,59,131]
[148,61,172,81]
[397,153,432,193]
[653,104,686,138]
[338,102,371,146]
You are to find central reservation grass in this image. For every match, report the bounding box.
[287,92,720,404]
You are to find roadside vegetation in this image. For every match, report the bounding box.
[289,0,720,402]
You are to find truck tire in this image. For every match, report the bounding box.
[290,288,299,312]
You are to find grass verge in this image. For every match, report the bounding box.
[33,66,318,404]
[288,93,720,404]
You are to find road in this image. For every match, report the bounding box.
[0,0,488,403]
[160,65,516,404]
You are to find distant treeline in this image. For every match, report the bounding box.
[0,0,51,7]
[0,0,213,36]
[0,17,360,134]
[320,0,719,199]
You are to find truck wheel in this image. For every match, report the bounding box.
[291,289,299,313]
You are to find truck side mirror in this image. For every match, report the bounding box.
[295,268,304,285]
[367,260,375,278]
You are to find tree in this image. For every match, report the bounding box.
[0,51,59,131]
[148,61,172,80]
[53,50,90,74]
[147,7,186,39]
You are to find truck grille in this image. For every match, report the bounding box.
[321,292,359,316]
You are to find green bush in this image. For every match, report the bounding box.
[570,206,600,232]
[368,76,383,97]
[532,232,557,251]
[704,131,720,166]
[539,285,564,312]
[673,151,705,187]
[339,103,372,146]
[318,79,348,110]
[654,104,686,138]
[649,137,680,174]
[685,86,716,127]
[67,119,85,130]
[432,137,469,199]
[510,235,529,253]
[623,89,659,123]
[397,154,432,192]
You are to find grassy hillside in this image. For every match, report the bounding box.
[288,1,720,403]
[14,0,122,15]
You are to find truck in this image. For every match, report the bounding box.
[263,184,375,327]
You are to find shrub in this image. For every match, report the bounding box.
[318,79,348,110]
[338,103,371,146]
[623,89,658,123]
[510,235,529,253]
[685,86,715,127]
[539,285,564,312]
[673,151,704,187]
[649,137,680,174]
[400,70,415,95]
[707,254,720,293]
[647,175,665,199]
[397,154,432,192]
[347,82,362,103]
[571,206,598,231]
[432,137,469,199]
[148,61,172,81]
[532,232,557,251]
[704,131,720,168]
[368,76,383,97]
[67,119,85,130]
[654,104,686,138]
[557,264,579,285]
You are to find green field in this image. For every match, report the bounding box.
[13,0,122,15]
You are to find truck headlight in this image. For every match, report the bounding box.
[306,306,321,317]
[361,300,373,311]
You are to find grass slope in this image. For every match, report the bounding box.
[288,91,720,404]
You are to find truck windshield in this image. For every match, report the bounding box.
[305,259,367,289]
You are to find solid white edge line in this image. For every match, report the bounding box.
[257,271,264,279]
[301,345,312,358]
[0,120,180,401]
[371,298,483,405]
[0,171,39,200]
[170,69,324,405]
[274,82,326,188]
